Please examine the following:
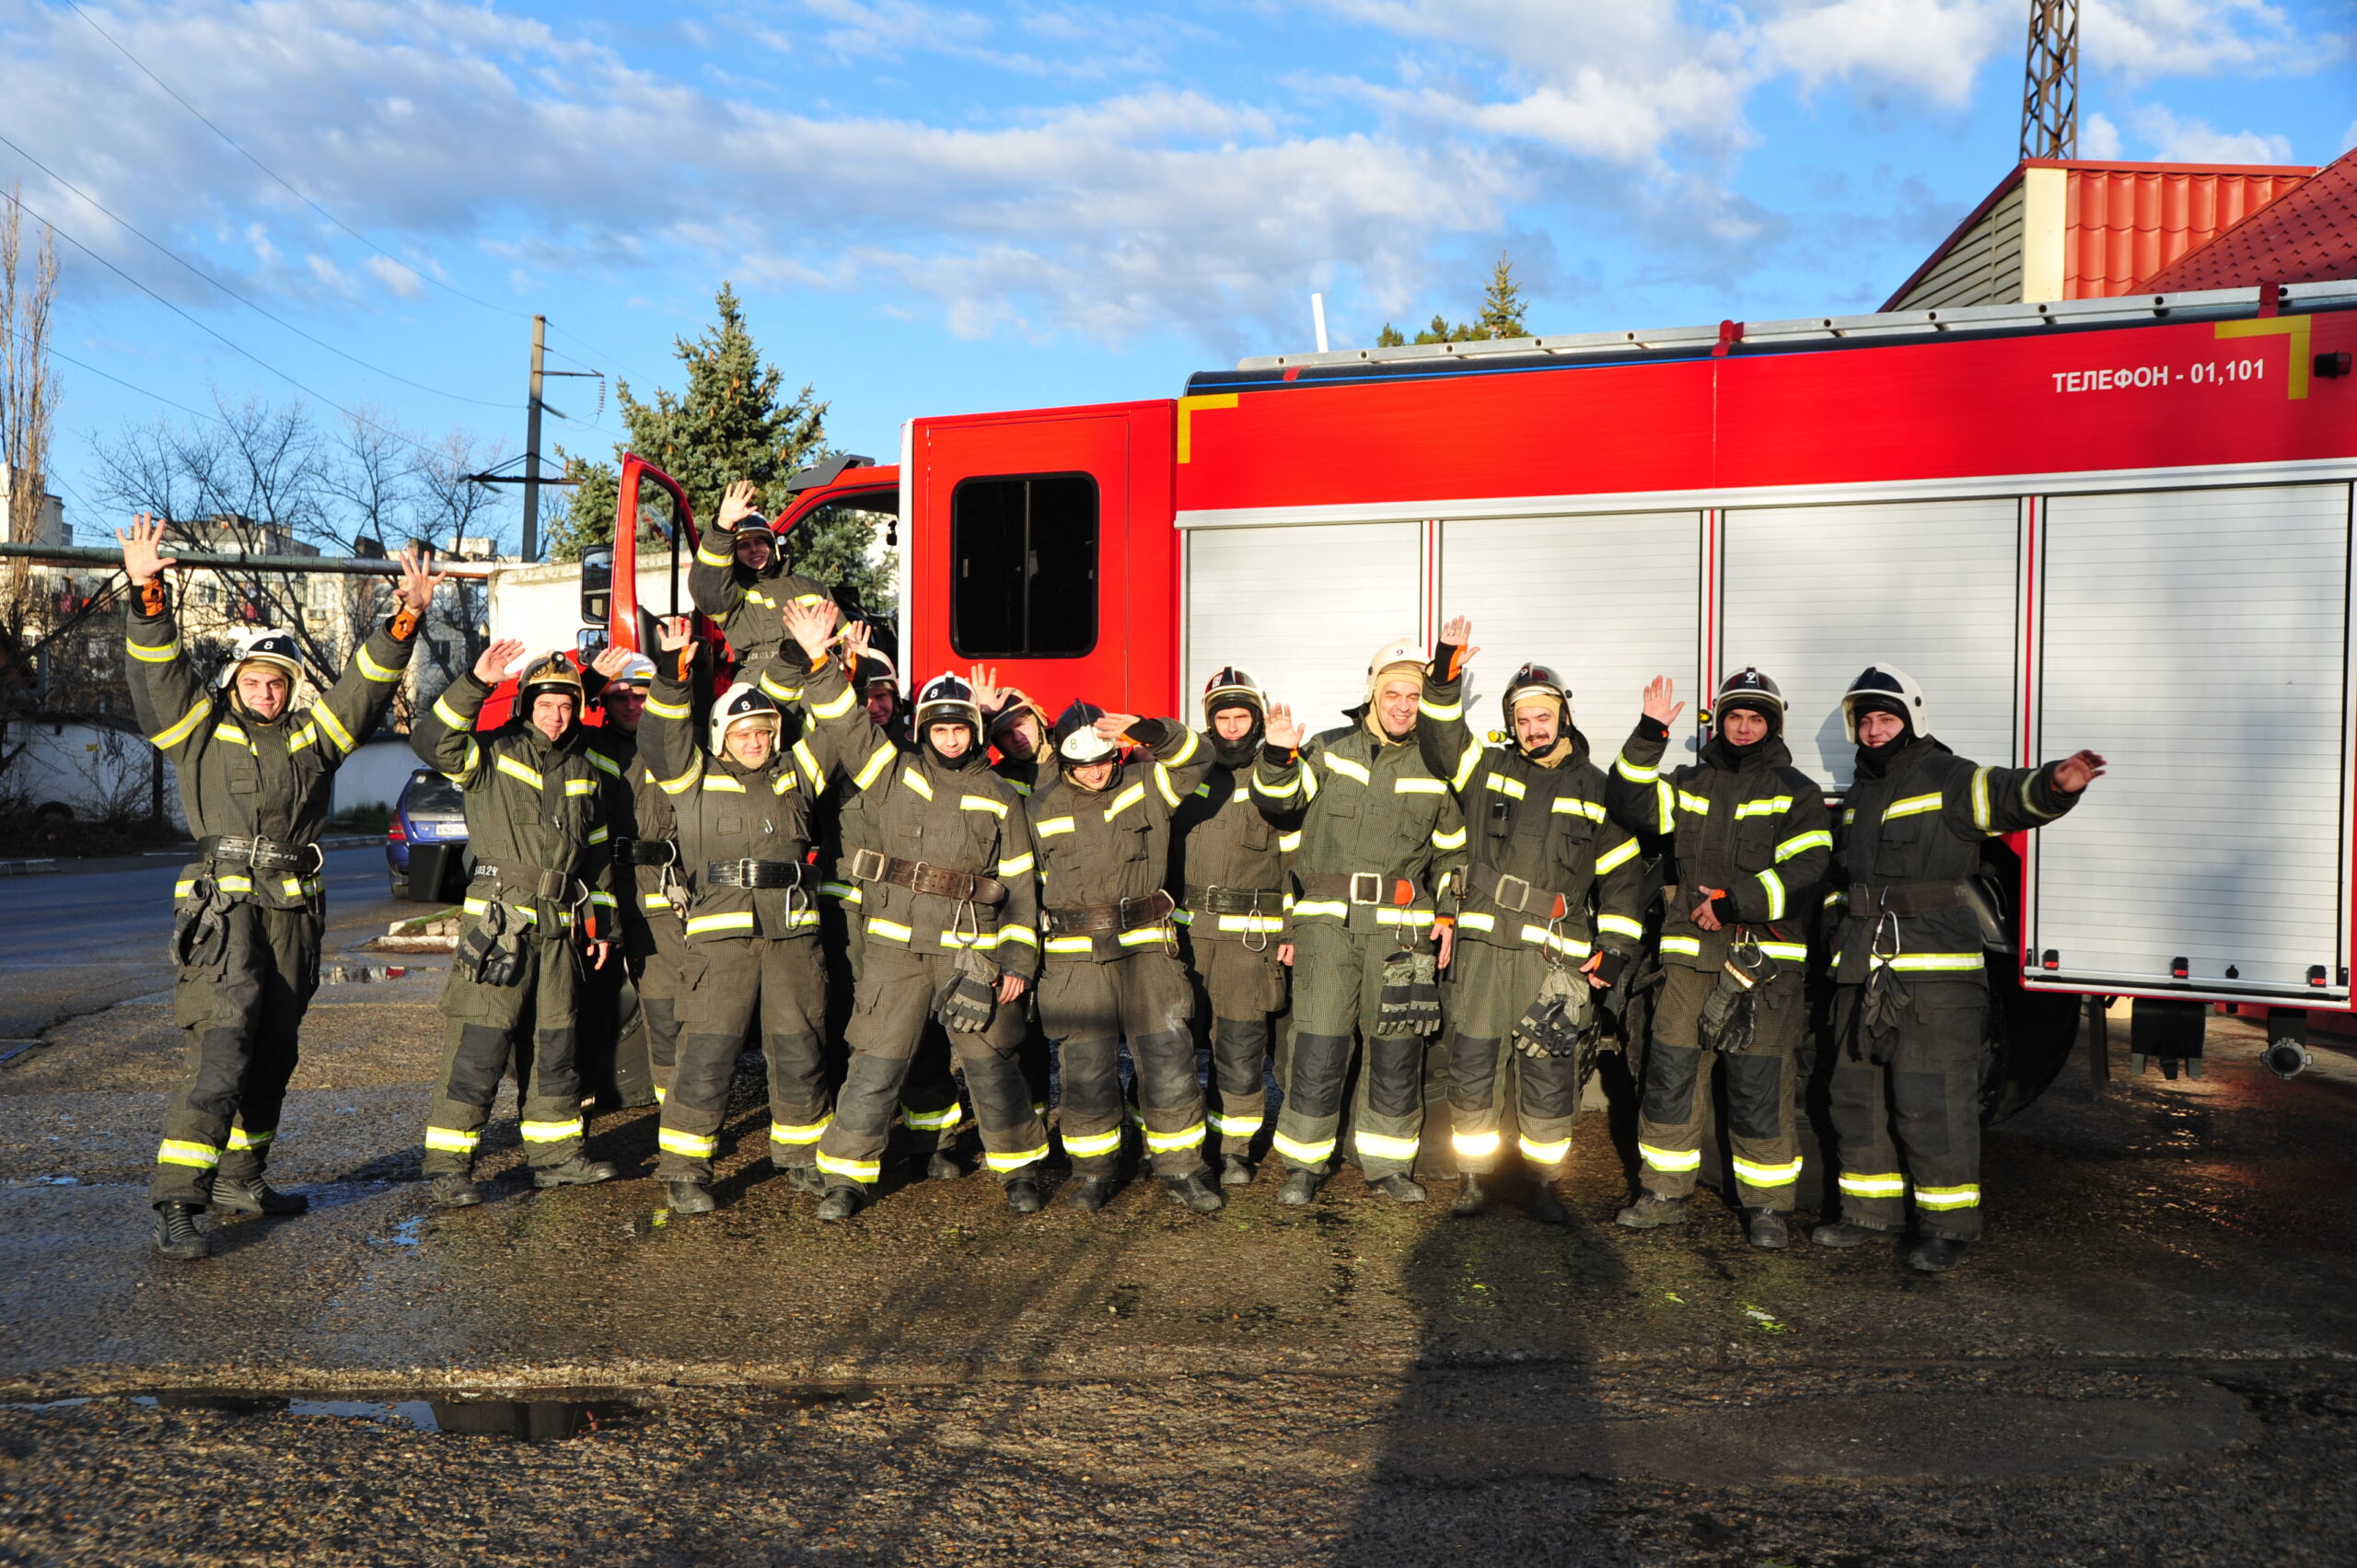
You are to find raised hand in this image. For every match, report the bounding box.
[655,615,694,655]
[590,645,637,679]
[1264,701,1303,750]
[967,664,1002,712]
[716,479,761,531]
[473,636,528,686]
[842,619,874,666]
[1093,713,1141,741]
[117,513,179,587]
[1642,676,1685,727]
[394,544,445,619]
[2052,750,2107,794]
[782,597,838,660]
[1441,614,1472,647]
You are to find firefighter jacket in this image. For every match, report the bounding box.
[992,755,1043,799]
[1419,668,1644,967]
[687,532,827,672]
[1825,736,2078,989]
[126,585,416,911]
[580,721,680,929]
[1256,709,1467,941]
[412,673,618,934]
[639,664,839,947]
[1606,715,1832,972]
[791,652,1041,978]
[1028,723,1206,965]
[1170,729,1304,947]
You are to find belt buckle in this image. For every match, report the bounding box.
[850,848,886,881]
[737,858,760,887]
[1493,873,1531,913]
[1348,871,1382,905]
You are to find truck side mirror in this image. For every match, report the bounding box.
[579,546,613,630]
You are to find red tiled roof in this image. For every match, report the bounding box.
[2138,145,2357,292]
[2062,163,2312,296]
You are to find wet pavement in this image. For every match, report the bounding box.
[2,994,2353,1565]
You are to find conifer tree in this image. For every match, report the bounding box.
[1376,253,1529,347]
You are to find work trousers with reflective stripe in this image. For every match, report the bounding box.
[150,900,320,1208]
[1445,938,1583,1176]
[819,947,1048,1191]
[424,932,588,1176]
[1829,980,1987,1240]
[634,909,685,1104]
[1039,950,1203,1179]
[1638,962,1807,1211]
[826,892,964,1153]
[1277,923,1429,1179]
[577,908,667,1109]
[658,934,830,1183]
[1189,935,1289,1158]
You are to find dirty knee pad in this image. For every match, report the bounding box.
[1446,1035,1504,1116]
[1283,1034,1353,1121]
[446,1024,513,1107]
[1891,1070,1965,1162]
[1722,1051,1789,1143]
[184,1028,254,1121]
[1054,1038,1123,1122]
[1642,1041,1702,1125]
[671,1036,739,1109]
[834,1052,912,1137]
[1132,1029,1201,1113]
[1361,1033,1424,1121]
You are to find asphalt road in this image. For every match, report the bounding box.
[2,983,2353,1566]
[0,847,412,1041]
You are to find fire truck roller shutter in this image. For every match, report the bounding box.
[2031,482,2352,1004]
[1721,499,2022,791]
[1438,512,1701,756]
[1184,521,1423,731]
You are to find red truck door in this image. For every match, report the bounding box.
[905,401,1178,722]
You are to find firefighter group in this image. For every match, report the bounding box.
[116,490,2106,1277]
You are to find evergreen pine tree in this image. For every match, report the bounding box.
[1372,254,1530,348]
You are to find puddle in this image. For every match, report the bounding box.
[11,1391,648,1440]
[370,1215,426,1249]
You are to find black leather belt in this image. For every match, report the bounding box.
[199,833,319,873]
[611,837,678,866]
[1848,880,1972,917]
[470,862,585,902]
[705,858,807,889]
[1183,885,1284,916]
[1296,871,1418,906]
[846,848,1006,906]
[1043,889,1175,935]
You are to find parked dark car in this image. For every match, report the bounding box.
[387,767,469,901]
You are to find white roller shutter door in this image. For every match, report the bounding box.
[2028,483,2351,1002]
[1184,521,1422,735]
[1438,513,1701,758]
[1722,500,2021,789]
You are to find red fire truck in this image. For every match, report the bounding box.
[598,278,2357,1114]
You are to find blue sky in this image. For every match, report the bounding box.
[3,0,2351,548]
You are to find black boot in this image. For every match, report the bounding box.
[1906,1235,1970,1272]
[150,1202,209,1261]
[1278,1168,1321,1206]
[1747,1209,1792,1249]
[1811,1219,1887,1249]
[1450,1171,1492,1218]
[1528,1179,1569,1225]
[1005,1175,1046,1214]
[1162,1172,1224,1214]
[782,1164,828,1197]
[1219,1155,1255,1187]
[927,1150,964,1181]
[816,1187,864,1223]
[429,1174,483,1209]
[667,1180,715,1215]
[210,1175,308,1216]
[1370,1174,1426,1203]
[1065,1176,1115,1213]
[1615,1191,1690,1229]
[533,1156,619,1189]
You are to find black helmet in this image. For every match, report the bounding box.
[1500,662,1573,731]
[1714,667,1784,735]
[1052,700,1118,765]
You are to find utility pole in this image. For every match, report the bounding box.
[523,314,546,563]
[2020,0,2079,161]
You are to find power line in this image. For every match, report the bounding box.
[0,128,517,412]
[48,344,224,426]
[62,0,654,384]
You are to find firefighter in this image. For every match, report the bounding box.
[639,616,839,1212]
[1419,621,1644,1222]
[1169,668,1303,1184]
[780,609,1051,1219]
[1603,668,1831,1248]
[855,650,908,746]
[981,682,1053,796]
[413,641,622,1208]
[1028,701,1222,1213]
[121,515,436,1261]
[1817,665,2104,1272]
[691,477,830,672]
[1258,635,1468,1205]
[577,647,668,1110]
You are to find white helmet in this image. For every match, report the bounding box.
[1363,633,1425,704]
[1840,664,1928,744]
[708,680,782,755]
[219,627,303,689]
[1053,700,1118,765]
[602,653,657,694]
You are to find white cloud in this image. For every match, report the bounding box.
[365,254,425,299]
[1753,0,2014,107]
[2082,110,2127,159]
[2082,0,2316,81]
[2129,103,2296,162]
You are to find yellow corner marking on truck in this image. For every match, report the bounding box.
[2213,315,2311,400]
[1176,393,1239,463]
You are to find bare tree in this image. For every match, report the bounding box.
[0,182,70,787]
[411,427,510,706]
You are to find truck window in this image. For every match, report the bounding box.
[949,473,1097,658]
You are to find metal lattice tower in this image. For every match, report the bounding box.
[2020,0,2079,160]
